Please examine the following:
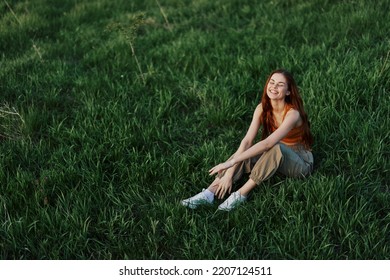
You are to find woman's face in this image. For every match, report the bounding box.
[266,73,290,101]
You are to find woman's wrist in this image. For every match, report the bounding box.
[225,159,236,173]
[224,168,234,178]
[219,159,237,178]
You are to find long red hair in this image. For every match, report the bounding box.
[260,69,313,149]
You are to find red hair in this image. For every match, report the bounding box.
[260,69,313,149]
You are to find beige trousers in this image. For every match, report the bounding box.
[220,143,313,185]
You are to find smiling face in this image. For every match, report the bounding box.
[266,73,290,101]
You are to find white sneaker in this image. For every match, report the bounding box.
[181,189,213,209]
[218,191,246,211]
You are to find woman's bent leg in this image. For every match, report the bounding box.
[249,143,312,184]
[249,144,284,184]
[218,144,313,211]
[237,178,257,196]
[207,177,221,193]
[277,144,313,178]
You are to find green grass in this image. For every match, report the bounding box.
[0,0,389,259]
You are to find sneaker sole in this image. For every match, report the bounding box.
[181,202,197,209]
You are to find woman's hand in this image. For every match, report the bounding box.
[209,159,236,176]
[214,175,233,199]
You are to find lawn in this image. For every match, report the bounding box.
[0,0,389,259]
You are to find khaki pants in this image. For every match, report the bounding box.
[220,143,314,185]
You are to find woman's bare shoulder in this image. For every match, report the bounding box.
[255,103,263,113]
[285,108,302,126]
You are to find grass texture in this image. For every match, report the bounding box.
[0,0,389,259]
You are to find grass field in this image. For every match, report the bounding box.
[0,0,389,259]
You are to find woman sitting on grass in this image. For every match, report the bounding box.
[181,69,314,211]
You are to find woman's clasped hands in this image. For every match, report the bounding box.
[208,159,237,199]
[208,159,236,176]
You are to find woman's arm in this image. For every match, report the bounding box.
[222,104,262,177]
[212,104,262,198]
[209,109,301,176]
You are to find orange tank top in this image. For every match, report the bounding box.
[270,104,304,146]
